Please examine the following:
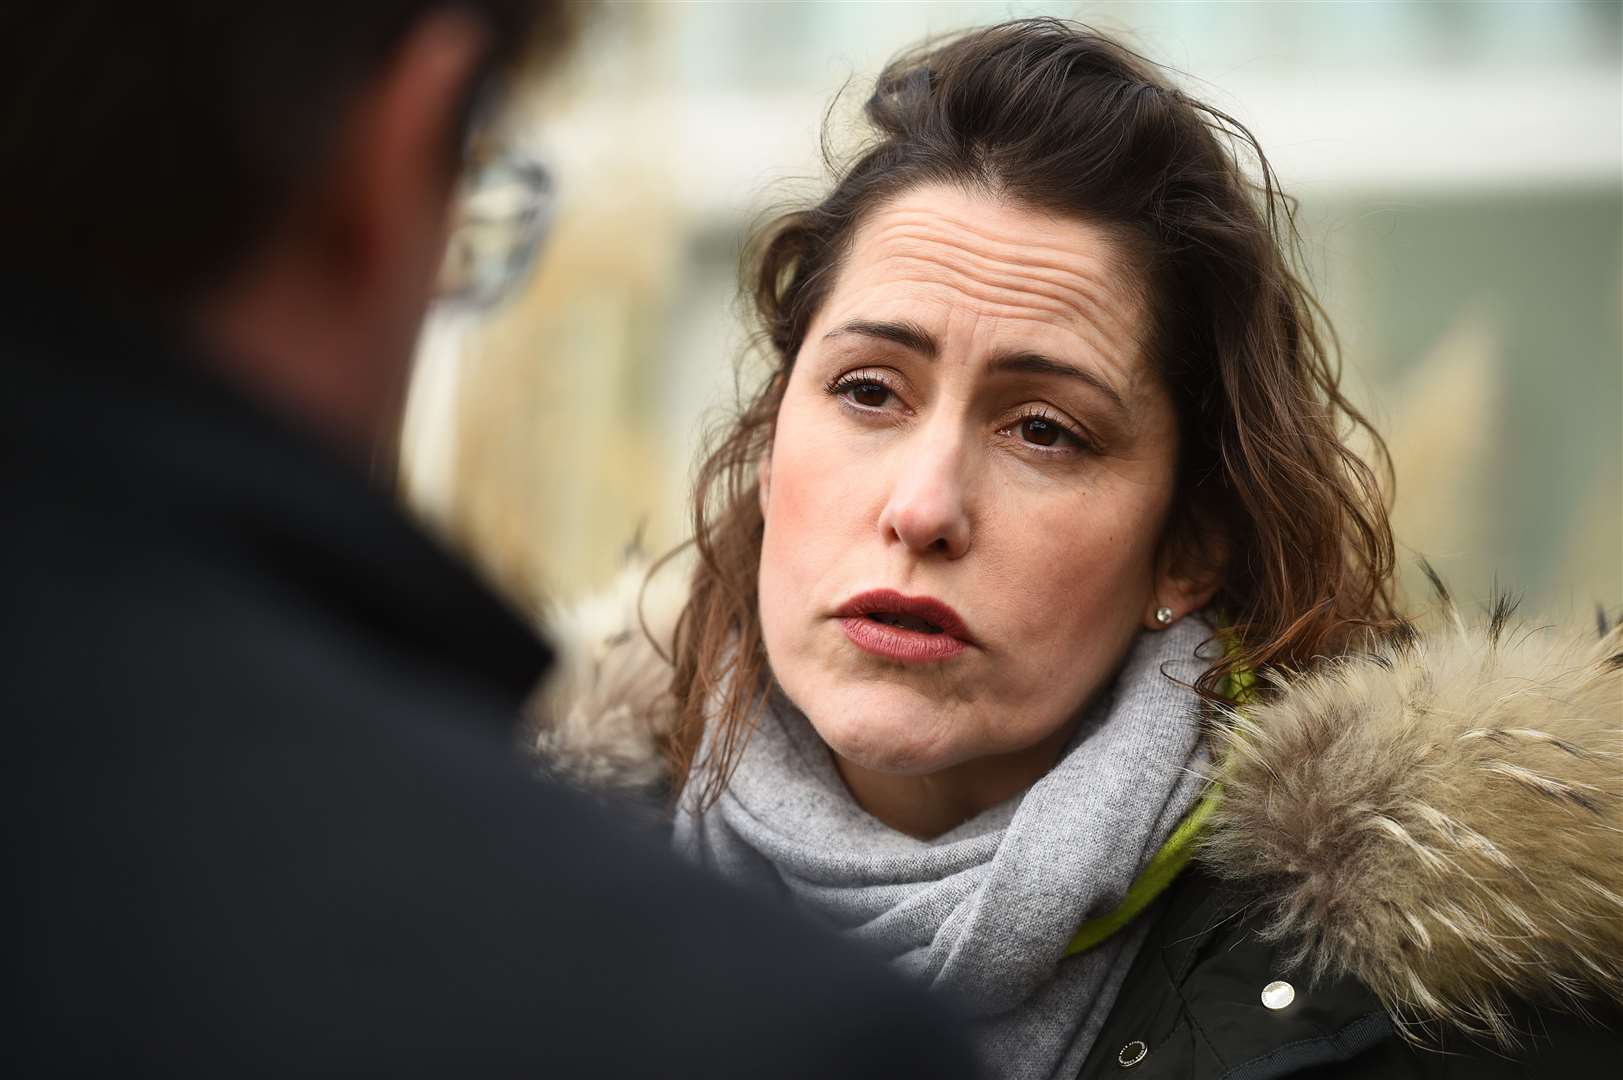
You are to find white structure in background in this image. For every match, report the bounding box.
[533,70,1620,226]
[400,311,474,530]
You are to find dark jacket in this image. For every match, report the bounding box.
[1077,865,1621,1079]
[6,288,975,1077]
[534,563,1623,1079]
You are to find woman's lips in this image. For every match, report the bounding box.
[834,589,973,663]
[839,617,968,662]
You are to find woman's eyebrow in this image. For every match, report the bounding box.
[823,318,1127,414]
[988,352,1127,413]
[823,318,938,357]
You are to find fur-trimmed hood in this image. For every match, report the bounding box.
[1201,596,1623,1045]
[528,563,1623,1046]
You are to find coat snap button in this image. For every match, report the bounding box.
[1261,980,1296,1009]
[1117,1039,1148,1068]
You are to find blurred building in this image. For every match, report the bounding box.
[402,0,1622,620]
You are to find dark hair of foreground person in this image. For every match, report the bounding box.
[1,1,565,313]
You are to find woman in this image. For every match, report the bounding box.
[534,19,1622,1078]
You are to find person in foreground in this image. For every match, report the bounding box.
[4,3,977,1075]
[535,20,1623,1079]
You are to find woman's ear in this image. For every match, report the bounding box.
[757,455,772,518]
[1146,525,1226,629]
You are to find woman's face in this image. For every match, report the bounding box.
[757,184,1191,777]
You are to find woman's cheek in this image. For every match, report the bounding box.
[760,411,844,638]
[769,408,866,555]
[997,499,1143,662]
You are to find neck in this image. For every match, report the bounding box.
[191,277,410,470]
[832,718,1082,840]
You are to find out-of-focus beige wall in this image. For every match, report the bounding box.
[403,0,1622,620]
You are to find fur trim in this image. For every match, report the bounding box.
[534,568,1623,1042]
[1203,601,1623,1046]
[527,557,686,795]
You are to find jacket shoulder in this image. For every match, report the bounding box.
[1081,866,1623,1080]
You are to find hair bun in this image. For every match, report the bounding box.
[867,63,935,136]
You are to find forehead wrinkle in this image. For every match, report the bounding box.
[863,214,1116,319]
[869,205,1133,290]
[858,212,1143,355]
[870,204,1117,277]
[870,250,1125,349]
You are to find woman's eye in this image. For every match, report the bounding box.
[1019,416,1065,447]
[844,381,892,408]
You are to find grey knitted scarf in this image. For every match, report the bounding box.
[674,618,1210,1080]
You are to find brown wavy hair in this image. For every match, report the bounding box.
[663,18,1399,808]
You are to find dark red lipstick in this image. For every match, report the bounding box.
[834,590,973,663]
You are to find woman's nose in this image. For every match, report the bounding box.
[875,436,972,559]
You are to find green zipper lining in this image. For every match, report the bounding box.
[1062,781,1222,957]
[1062,649,1253,958]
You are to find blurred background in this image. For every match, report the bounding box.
[402,0,1622,622]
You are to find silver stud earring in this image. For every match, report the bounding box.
[1154,606,1174,626]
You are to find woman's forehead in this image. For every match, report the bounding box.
[815,185,1150,389]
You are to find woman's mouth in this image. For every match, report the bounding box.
[834,590,972,663]
[866,611,945,633]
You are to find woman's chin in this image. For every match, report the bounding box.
[802,698,965,777]
[823,738,953,777]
